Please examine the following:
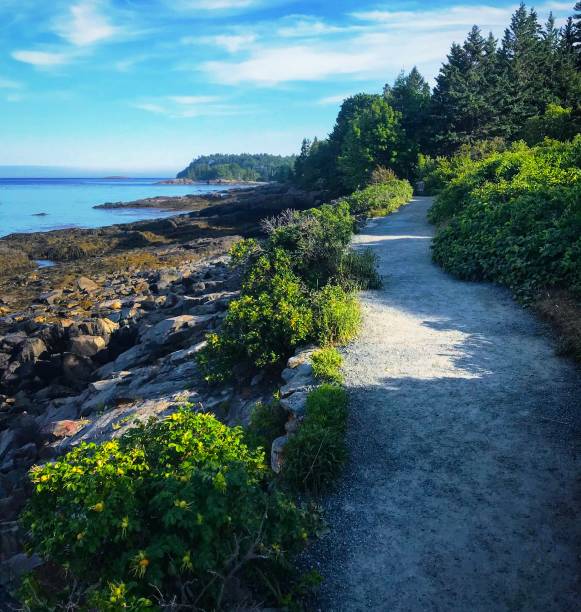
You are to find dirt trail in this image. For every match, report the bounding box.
[311,197,580,611]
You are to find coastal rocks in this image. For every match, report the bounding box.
[69,335,107,358]
[17,338,47,364]
[271,435,289,474]
[76,277,99,293]
[141,314,215,349]
[279,391,308,418]
[270,347,321,473]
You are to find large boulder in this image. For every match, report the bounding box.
[140,314,214,348]
[69,335,106,358]
[17,338,47,364]
[76,276,99,293]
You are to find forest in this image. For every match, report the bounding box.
[176,153,295,182]
[293,2,581,193]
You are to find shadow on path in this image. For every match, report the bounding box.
[308,198,580,612]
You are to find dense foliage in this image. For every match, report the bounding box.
[197,198,395,382]
[311,347,344,384]
[22,408,314,609]
[343,179,413,217]
[293,3,581,194]
[430,137,581,299]
[177,153,295,182]
[283,385,349,494]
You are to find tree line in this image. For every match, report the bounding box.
[293,2,581,195]
[176,153,295,182]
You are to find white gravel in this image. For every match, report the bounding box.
[309,197,581,611]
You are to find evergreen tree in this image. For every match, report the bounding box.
[430,27,499,153]
[384,67,431,150]
[574,2,581,66]
[498,3,552,136]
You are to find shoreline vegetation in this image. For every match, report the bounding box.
[1,1,579,609]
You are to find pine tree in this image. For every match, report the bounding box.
[498,3,550,137]
[384,67,431,150]
[430,27,498,153]
[574,2,581,66]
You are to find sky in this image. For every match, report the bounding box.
[0,0,574,175]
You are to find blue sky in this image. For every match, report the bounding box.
[0,0,573,174]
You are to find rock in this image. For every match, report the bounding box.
[69,335,106,358]
[281,362,313,383]
[168,340,208,365]
[279,372,315,397]
[280,391,308,417]
[141,314,214,348]
[76,276,99,292]
[287,346,316,369]
[1,552,43,580]
[18,338,47,363]
[13,442,37,463]
[285,417,300,434]
[39,289,62,305]
[0,489,27,522]
[250,370,265,386]
[99,299,122,310]
[43,419,88,440]
[89,379,119,393]
[97,344,148,377]
[62,353,94,385]
[271,435,289,474]
[0,522,21,562]
[0,431,15,461]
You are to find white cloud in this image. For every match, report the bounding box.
[277,16,347,38]
[5,93,24,102]
[0,77,21,89]
[203,45,375,85]
[132,95,241,119]
[351,6,513,29]
[54,0,118,46]
[213,34,257,52]
[132,102,166,114]
[12,50,72,67]
[201,2,572,86]
[172,0,260,10]
[317,93,353,105]
[168,95,220,105]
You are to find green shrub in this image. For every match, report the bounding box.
[283,385,348,494]
[312,285,362,346]
[418,139,508,196]
[22,407,313,609]
[246,400,288,452]
[337,248,382,290]
[198,249,314,382]
[264,202,354,288]
[311,347,344,384]
[344,179,413,217]
[430,137,581,299]
[523,104,579,145]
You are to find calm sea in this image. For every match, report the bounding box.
[0,178,239,238]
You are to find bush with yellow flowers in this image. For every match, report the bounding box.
[21,407,314,609]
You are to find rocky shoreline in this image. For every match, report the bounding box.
[0,182,326,597]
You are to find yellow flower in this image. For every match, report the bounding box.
[92,502,105,512]
[174,499,189,509]
[76,532,85,541]
[131,551,150,577]
[40,474,50,483]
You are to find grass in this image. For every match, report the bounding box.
[311,347,344,384]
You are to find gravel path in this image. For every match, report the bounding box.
[310,197,581,611]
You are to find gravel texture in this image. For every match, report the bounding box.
[308,197,581,611]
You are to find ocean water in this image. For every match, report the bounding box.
[0,178,240,237]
